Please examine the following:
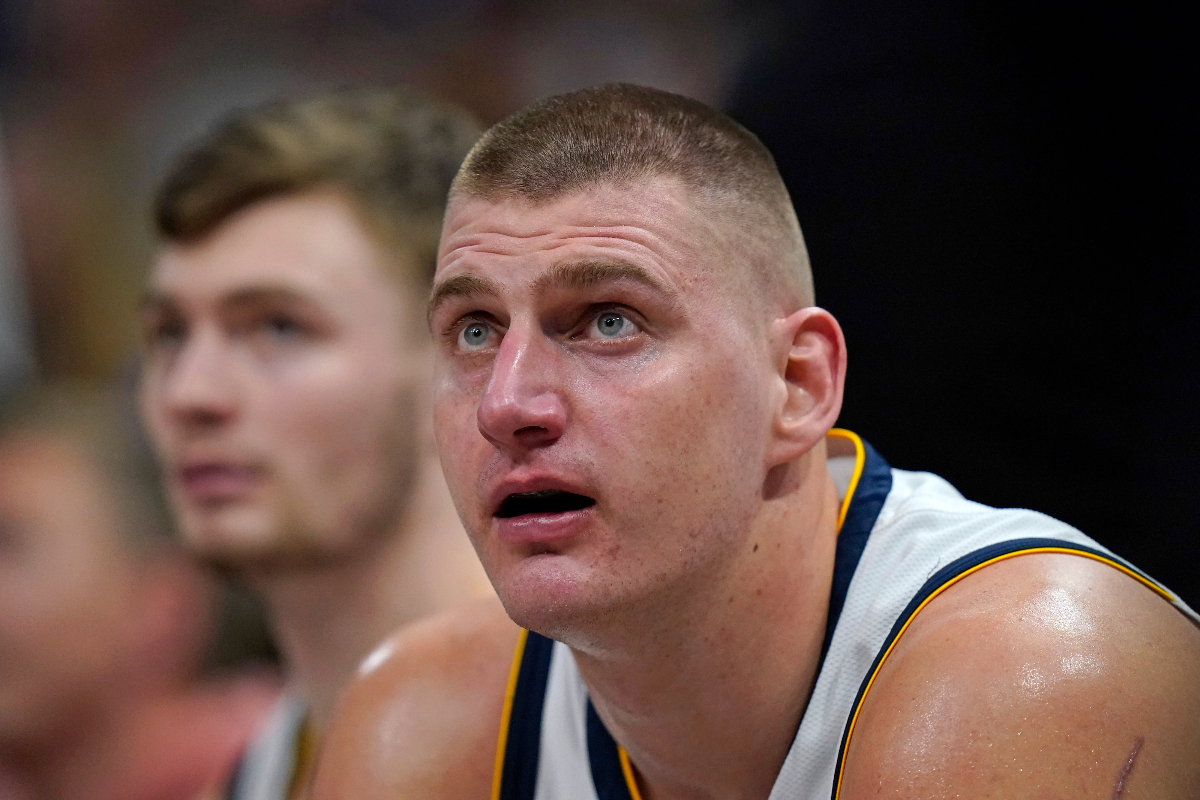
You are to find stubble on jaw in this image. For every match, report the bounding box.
[180,382,424,578]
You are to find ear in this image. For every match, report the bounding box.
[766,307,846,466]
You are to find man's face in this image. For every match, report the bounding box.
[431,179,780,637]
[0,434,136,742]
[140,190,425,569]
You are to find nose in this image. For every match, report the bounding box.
[157,329,239,430]
[476,324,566,453]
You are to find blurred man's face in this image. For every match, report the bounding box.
[431,178,780,638]
[140,190,425,569]
[0,433,137,742]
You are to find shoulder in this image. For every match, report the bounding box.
[840,551,1200,798]
[311,596,522,800]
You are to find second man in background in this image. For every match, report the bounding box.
[138,87,494,799]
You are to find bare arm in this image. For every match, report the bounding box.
[310,596,521,800]
[840,553,1200,799]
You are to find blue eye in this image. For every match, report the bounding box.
[459,321,492,350]
[591,311,637,339]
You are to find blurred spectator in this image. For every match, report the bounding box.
[0,0,752,382]
[0,383,279,800]
[0,127,33,402]
[139,86,495,799]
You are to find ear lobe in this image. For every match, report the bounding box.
[768,307,846,465]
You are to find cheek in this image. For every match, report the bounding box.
[579,351,772,567]
[432,360,485,446]
[432,389,487,505]
[589,349,767,480]
[264,349,406,461]
[139,380,174,454]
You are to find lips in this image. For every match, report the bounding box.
[495,490,595,518]
[178,462,262,503]
[488,479,597,546]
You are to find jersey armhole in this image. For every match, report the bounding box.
[830,539,1180,799]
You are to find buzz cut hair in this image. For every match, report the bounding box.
[451,83,813,306]
[155,85,482,290]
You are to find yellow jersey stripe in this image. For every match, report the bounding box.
[828,428,866,534]
[617,747,645,800]
[491,628,530,800]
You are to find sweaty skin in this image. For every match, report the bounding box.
[1112,737,1144,799]
[313,596,518,799]
[838,554,1200,799]
[311,179,1200,800]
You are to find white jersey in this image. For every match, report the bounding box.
[491,430,1199,800]
[224,694,309,800]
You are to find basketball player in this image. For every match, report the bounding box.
[312,84,1200,798]
[139,87,493,799]
[0,384,277,800]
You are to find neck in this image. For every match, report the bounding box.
[251,454,491,732]
[573,450,841,800]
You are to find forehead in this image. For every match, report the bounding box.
[150,191,411,310]
[437,178,728,292]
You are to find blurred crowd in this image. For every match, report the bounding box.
[0,4,767,796]
[0,0,761,383]
[0,1,1197,797]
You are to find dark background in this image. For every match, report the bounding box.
[0,0,1195,608]
[729,2,1199,609]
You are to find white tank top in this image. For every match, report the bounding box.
[225,694,307,800]
[491,430,1199,800]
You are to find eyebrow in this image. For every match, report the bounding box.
[218,287,316,310]
[427,274,503,322]
[533,260,676,298]
[427,259,677,322]
[139,286,316,315]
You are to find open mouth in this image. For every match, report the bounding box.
[495,490,596,518]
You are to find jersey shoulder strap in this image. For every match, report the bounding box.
[829,536,1196,799]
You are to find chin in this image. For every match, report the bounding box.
[179,506,281,561]
[497,554,627,646]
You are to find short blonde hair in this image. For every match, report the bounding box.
[155,86,481,290]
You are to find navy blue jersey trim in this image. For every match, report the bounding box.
[576,435,893,800]
[587,701,636,800]
[500,435,898,800]
[820,438,892,660]
[499,631,556,800]
[829,537,1139,798]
